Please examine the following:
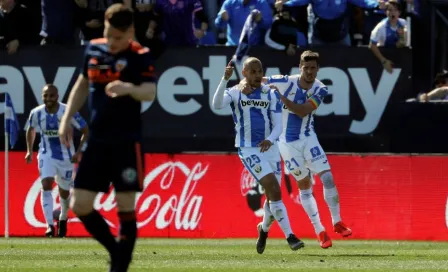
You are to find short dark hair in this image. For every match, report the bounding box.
[300,50,319,66]
[386,0,400,11]
[434,71,448,86]
[105,4,134,32]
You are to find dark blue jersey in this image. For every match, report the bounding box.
[80,38,156,143]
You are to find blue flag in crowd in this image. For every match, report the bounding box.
[234,9,260,64]
[4,93,20,148]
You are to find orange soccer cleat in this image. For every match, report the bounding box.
[318,231,332,249]
[334,221,352,237]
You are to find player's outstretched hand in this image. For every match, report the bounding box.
[224,61,234,80]
[105,80,132,98]
[258,140,273,153]
[59,117,73,148]
[25,152,32,164]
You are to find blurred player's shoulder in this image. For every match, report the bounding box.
[313,78,326,89]
[31,104,46,113]
[227,84,241,95]
[268,74,290,83]
[129,40,149,55]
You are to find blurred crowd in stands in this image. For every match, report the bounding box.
[3,0,446,100]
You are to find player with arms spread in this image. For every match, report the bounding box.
[58,4,156,272]
[25,84,88,238]
[213,58,304,254]
[241,51,352,248]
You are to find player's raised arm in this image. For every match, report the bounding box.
[212,62,234,109]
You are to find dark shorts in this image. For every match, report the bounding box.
[74,140,144,193]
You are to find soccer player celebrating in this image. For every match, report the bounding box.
[213,58,304,254]
[58,4,156,272]
[25,84,88,238]
[269,51,351,248]
[241,51,352,249]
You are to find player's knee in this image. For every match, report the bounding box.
[299,188,313,200]
[70,189,96,216]
[41,178,54,190]
[320,171,335,189]
[116,192,136,213]
[260,174,282,201]
[297,175,312,190]
[59,188,70,199]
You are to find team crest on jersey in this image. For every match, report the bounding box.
[115,59,127,72]
[254,165,262,173]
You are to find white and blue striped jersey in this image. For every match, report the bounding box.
[224,85,282,147]
[266,74,328,142]
[27,103,87,161]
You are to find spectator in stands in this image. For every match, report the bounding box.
[41,0,78,45]
[276,0,378,46]
[0,0,36,54]
[215,0,273,46]
[75,0,115,42]
[265,8,303,55]
[418,71,448,102]
[134,0,164,57]
[369,0,407,73]
[147,0,209,46]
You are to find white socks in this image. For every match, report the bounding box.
[300,188,325,235]
[59,197,70,221]
[324,187,341,225]
[269,200,293,238]
[41,190,54,227]
[261,200,275,232]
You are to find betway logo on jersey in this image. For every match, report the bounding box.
[0,54,402,134]
[43,130,59,137]
[240,100,270,108]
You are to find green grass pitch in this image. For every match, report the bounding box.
[1,238,448,271]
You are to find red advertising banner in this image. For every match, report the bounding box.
[0,152,447,240]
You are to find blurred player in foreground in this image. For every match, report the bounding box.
[213,58,304,254]
[241,51,352,248]
[25,84,88,237]
[59,4,156,272]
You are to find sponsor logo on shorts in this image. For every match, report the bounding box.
[310,146,325,163]
[292,168,301,176]
[253,165,262,173]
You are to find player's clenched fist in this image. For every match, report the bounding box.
[105,80,132,98]
[223,61,234,80]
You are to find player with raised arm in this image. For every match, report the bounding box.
[25,84,88,238]
[213,58,304,254]
[241,51,352,249]
[58,4,157,272]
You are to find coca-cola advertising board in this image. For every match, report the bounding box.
[0,152,447,240]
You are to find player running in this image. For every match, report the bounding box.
[213,57,304,254]
[25,84,89,237]
[59,4,156,272]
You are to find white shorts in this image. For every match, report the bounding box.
[238,144,281,183]
[37,154,74,191]
[278,135,331,181]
